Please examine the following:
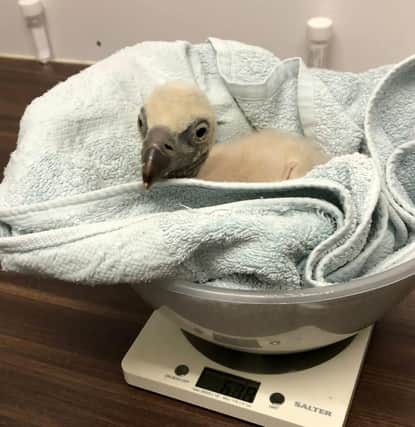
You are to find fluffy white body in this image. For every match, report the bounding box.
[198,129,331,182]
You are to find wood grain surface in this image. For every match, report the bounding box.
[0,57,414,427]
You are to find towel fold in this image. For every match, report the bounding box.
[0,38,414,290]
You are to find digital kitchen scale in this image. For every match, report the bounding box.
[122,309,373,427]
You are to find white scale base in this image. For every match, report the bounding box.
[122,309,373,427]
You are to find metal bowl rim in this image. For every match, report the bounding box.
[136,257,415,304]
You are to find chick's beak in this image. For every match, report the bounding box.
[141,127,175,189]
[142,147,171,188]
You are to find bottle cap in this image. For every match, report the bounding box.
[307,17,333,43]
[18,0,44,18]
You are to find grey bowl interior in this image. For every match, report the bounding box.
[132,258,415,354]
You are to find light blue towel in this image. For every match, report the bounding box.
[0,38,414,290]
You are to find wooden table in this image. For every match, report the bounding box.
[0,58,414,427]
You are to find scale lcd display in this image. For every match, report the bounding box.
[196,367,260,403]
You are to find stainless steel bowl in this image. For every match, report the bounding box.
[132,259,415,354]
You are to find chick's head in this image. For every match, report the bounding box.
[139,82,216,188]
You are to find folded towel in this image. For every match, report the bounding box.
[0,38,414,290]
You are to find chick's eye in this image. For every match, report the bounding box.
[195,124,208,140]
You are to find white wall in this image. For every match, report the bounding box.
[1,0,414,71]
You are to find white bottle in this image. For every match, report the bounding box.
[18,0,52,63]
[307,17,333,68]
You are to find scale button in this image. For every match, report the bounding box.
[269,392,285,404]
[175,364,190,376]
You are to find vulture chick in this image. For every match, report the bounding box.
[139,82,331,187]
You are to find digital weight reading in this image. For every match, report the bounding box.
[196,367,260,403]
